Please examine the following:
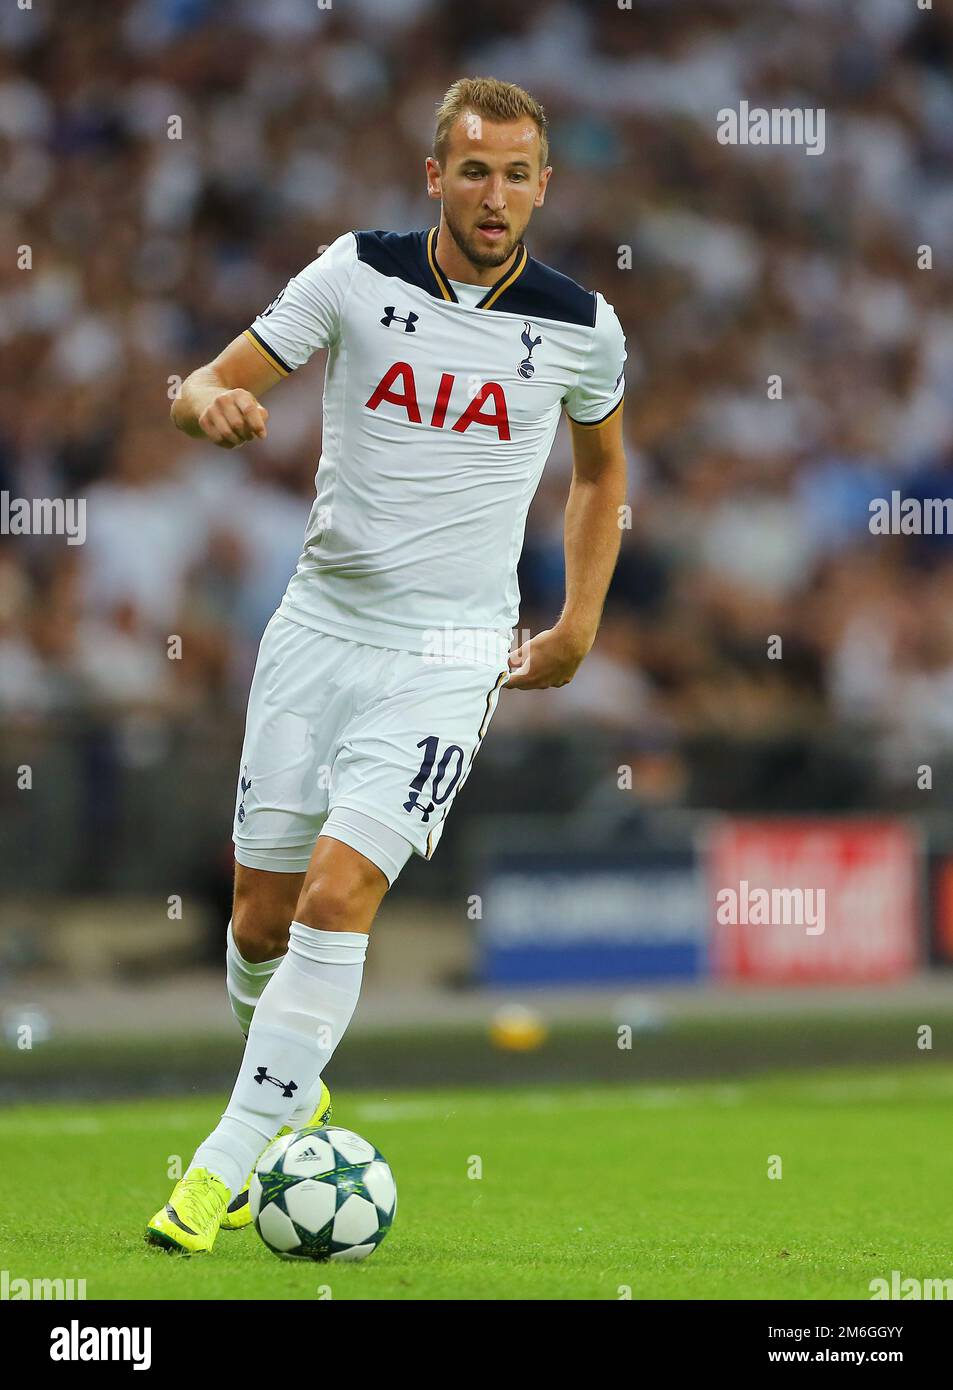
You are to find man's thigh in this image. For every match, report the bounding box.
[232,615,369,874]
[232,620,508,891]
[326,654,509,864]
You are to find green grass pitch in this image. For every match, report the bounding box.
[2,1065,952,1300]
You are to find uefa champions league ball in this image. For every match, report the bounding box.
[250,1125,397,1262]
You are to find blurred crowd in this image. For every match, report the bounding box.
[2,0,953,804]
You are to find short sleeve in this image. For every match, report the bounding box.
[562,293,626,427]
[244,231,358,376]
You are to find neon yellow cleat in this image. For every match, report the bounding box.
[145,1168,230,1255]
[219,1080,333,1231]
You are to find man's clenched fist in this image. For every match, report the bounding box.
[198,389,269,448]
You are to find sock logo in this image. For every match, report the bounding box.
[254,1066,298,1099]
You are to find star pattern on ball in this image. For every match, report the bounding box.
[253,1126,396,1262]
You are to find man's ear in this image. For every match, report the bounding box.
[534,165,553,208]
[425,156,442,200]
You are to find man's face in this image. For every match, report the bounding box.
[427,113,552,269]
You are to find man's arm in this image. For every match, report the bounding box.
[171,333,283,448]
[507,406,627,690]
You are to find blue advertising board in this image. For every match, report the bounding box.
[478,848,707,985]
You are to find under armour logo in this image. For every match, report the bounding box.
[518,322,542,378]
[381,307,419,332]
[402,791,435,823]
[254,1066,298,1099]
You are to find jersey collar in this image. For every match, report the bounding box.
[424,226,529,311]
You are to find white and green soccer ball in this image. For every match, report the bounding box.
[250,1125,396,1262]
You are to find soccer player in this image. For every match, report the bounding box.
[146,76,627,1252]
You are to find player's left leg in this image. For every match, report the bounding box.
[226,862,343,1129]
[146,836,396,1253]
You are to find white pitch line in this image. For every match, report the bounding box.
[1,1071,950,1137]
[351,1084,747,1123]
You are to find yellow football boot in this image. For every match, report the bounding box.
[145,1168,230,1255]
[219,1080,333,1231]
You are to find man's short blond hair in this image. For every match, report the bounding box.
[433,76,549,171]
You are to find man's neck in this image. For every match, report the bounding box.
[434,220,520,287]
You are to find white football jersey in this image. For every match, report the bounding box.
[244,227,626,666]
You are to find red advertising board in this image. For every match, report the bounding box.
[932,855,953,965]
[708,820,920,984]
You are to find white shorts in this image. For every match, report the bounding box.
[232,613,509,886]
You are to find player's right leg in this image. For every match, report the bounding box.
[219,863,338,1230]
[145,619,401,1253]
[145,865,310,1253]
[224,864,304,1033]
[146,836,391,1253]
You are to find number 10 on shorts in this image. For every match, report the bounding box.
[403,736,465,823]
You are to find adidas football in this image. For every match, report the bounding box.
[250,1125,396,1261]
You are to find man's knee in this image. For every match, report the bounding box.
[232,865,302,961]
[295,843,388,933]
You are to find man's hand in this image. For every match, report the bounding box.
[172,336,282,445]
[197,388,269,449]
[506,624,594,691]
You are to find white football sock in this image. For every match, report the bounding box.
[226,921,331,1130]
[225,920,284,1036]
[190,921,367,1195]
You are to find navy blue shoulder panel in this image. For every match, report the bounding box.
[500,255,597,327]
[353,229,435,297]
[353,229,597,325]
